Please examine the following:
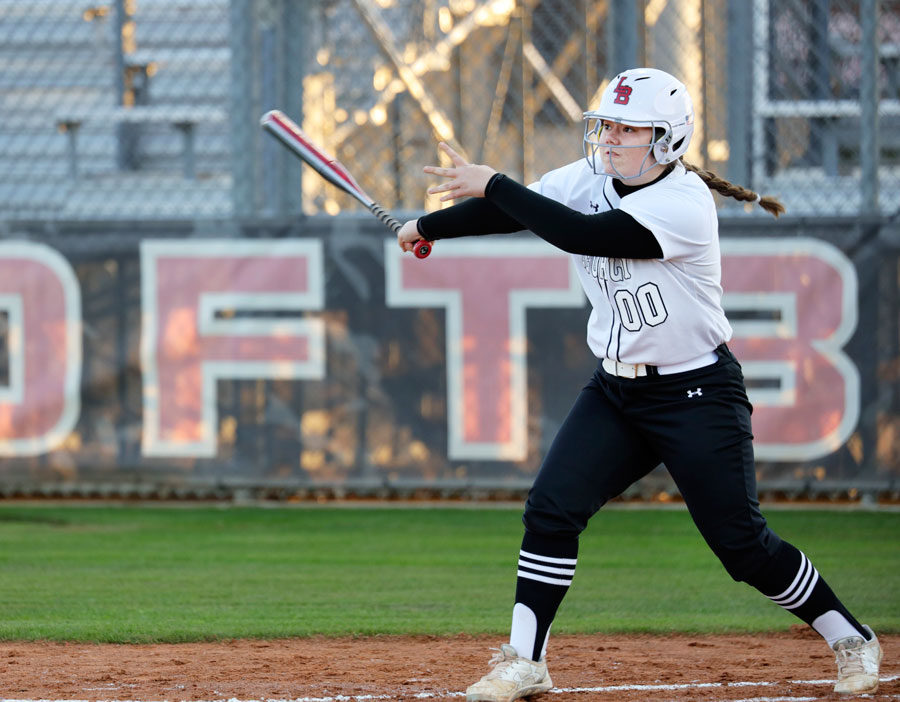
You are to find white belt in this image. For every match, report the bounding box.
[601,350,719,379]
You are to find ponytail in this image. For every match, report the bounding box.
[682,161,786,218]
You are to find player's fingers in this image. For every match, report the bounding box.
[439,142,469,167]
[427,182,457,195]
[424,165,457,178]
[397,219,421,252]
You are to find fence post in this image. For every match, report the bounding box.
[860,0,879,213]
[259,1,279,216]
[230,0,255,217]
[607,0,639,76]
[281,0,305,217]
[727,0,752,189]
[113,0,138,171]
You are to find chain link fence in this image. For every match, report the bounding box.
[0,0,897,222]
[0,1,897,500]
[0,0,233,220]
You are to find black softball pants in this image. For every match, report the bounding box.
[523,344,782,582]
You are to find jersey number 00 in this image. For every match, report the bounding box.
[614,283,668,330]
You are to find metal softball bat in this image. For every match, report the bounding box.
[260,109,431,259]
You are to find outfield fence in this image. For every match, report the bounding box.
[0,1,897,500]
[1,0,898,220]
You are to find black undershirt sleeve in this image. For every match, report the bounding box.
[416,174,664,259]
[416,197,525,239]
[484,173,663,259]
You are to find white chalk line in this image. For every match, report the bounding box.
[1,675,898,702]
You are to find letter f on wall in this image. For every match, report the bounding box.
[141,240,325,457]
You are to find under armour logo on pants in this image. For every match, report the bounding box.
[687,388,702,398]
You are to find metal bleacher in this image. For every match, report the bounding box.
[0,0,233,222]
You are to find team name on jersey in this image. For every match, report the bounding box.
[581,255,632,284]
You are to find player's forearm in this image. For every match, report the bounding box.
[485,174,663,259]
[416,197,526,240]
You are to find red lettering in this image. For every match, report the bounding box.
[141,240,325,457]
[613,76,633,105]
[386,240,583,460]
[721,238,858,461]
[0,243,81,455]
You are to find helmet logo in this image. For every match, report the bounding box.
[612,76,632,105]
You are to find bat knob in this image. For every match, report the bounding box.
[413,240,431,259]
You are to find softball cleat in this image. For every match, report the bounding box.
[466,643,552,702]
[832,625,883,694]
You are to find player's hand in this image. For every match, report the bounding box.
[424,142,496,200]
[397,219,423,253]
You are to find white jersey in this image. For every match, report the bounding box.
[530,159,732,365]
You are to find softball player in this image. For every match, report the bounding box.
[397,68,883,702]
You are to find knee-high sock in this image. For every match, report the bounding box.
[510,531,578,661]
[747,541,870,646]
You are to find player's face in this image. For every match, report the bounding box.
[598,121,658,180]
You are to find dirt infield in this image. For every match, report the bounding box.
[0,629,896,701]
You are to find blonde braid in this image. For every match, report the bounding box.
[682,160,786,218]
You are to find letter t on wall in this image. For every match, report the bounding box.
[385,239,583,461]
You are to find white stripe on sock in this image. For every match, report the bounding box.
[517,559,576,576]
[781,570,819,610]
[519,549,577,565]
[769,553,810,603]
[517,569,573,586]
[770,562,813,605]
[768,552,819,610]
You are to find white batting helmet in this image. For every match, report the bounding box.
[583,67,695,178]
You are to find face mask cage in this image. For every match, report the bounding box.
[582,116,674,179]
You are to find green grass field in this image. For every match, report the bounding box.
[0,503,896,643]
